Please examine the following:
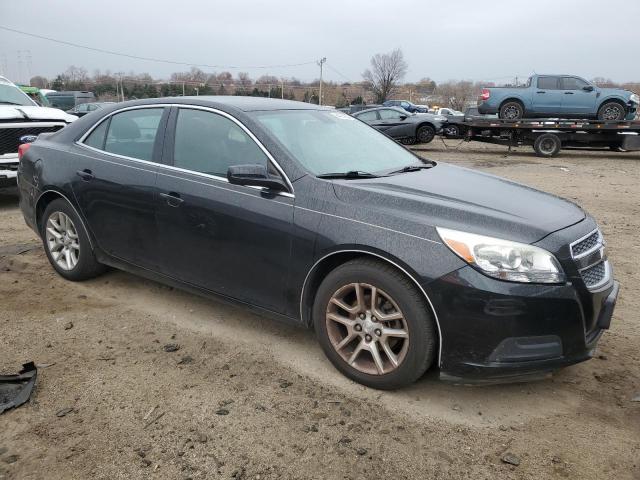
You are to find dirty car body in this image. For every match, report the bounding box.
[17,96,618,385]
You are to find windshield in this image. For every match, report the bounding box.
[47,95,75,110]
[252,110,423,176]
[0,83,36,106]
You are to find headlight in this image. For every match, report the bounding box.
[437,227,565,284]
[630,93,639,104]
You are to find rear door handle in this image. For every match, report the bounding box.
[536,91,546,94]
[76,169,94,181]
[564,92,574,94]
[160,192,184,207]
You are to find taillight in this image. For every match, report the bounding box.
[18,143,31,160]
[480,89,491,101]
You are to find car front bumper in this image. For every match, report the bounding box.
[427,265,618,383]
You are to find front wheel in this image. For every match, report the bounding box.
[41,198,106,281]
[313,258,437,389]
[416,125,435,144]
[597,102,626,121]
[443,124,461,137]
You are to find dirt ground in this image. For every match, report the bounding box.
[1,141,639,480]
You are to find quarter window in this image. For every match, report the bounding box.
[84,119,109,150]
[102,108,164,161]
[173,108,269,177]
[537,77,559,90]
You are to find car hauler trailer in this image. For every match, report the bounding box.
[442,118,640,157]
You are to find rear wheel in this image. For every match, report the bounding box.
[313,258,437,389]
[499,101,524,120]
[443,124,461,137]
[533,133,562,157]
[416,125,435,144]
[597,102,626,121]
[41,198,105,281]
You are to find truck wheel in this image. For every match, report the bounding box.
[499,101,524,120]
[533,133,562,157]
[443,124,460,137]
[597,102,626,121]
[416,125,435,143]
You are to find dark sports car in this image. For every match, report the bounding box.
[17,96,618,389]
[353,106,446,144]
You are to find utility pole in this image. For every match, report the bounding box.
[317,57,326,105]
[281,78,284,99]
[182,81,185,96]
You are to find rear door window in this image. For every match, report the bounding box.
[103,108,164,161]
[356,111,379,122]
[537,77,560,90]
[379,109,404,120]
[561,77,589,90]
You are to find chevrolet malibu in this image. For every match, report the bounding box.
[17,97,619,389]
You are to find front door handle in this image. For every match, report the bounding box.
[160,192,184,207]
[564,91,575,94]
[76,169,94,181]
[536,91,546,94]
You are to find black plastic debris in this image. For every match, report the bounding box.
[0,362,37,414]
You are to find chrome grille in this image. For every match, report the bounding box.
[571,230,601,258]
[581,262,606,288]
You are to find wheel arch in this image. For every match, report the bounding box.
[35,189,94,249]
[499,97,525,110]
[299,248,443,365]
[597,96,628,109]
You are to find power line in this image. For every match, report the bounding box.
[0,25,317,70]
[325,63,352,83]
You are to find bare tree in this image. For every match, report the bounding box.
[434,80,483,111]
[362,48,408,103]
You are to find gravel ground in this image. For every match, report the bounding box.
[0,141,639,479]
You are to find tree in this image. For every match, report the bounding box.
[30,76,48,88]
[362,48,408,103]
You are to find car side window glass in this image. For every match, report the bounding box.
[379,109,402,120]
[356,111,378,121]
[173,108,269,177]
[83,119,109,150]
[537,77,559,90]
[562,77,588,90]
[103,108,163,161]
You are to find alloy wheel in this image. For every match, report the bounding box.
[602,105,623,121]
[45,211,80,271]
[503,105,521,120]
[325,283,409,375]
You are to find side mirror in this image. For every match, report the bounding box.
[227,164,287,191]
[583,85,594,92]
[399,115,408,120]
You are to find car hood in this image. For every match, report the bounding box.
[331,162,585,244]
[0,105,77,123]
[598,87,633,100]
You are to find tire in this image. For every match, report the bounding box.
[533,133,562,157]
[597,102,626,121]
[399,137,416,146]
[416,125,435,144]
[499,101,524,120]
[443,124,460,137]
[40,198,105,281]
[313,258,437,390]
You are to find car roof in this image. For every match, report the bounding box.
[114,96,329,112]
[354,106,407,115]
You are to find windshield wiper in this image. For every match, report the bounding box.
[317,170,380,179]
[386,163,435,175]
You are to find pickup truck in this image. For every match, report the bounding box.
[478,74,639,121]
[0,76,76,188]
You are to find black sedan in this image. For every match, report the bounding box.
[17,97,618,389]
[353,106,446,145]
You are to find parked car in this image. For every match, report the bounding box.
[18,97,618,389]
[67,102,116,117]
[382,100,428,113]
[0,76,76,188]
[336,104,381,115]
[438,107,499,137]
[46,91,95,111]
[353,106,446,144]
[478,74,639,121]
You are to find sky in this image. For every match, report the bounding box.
[1,0,639,85]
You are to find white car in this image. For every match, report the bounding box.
[0,76,76,188]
